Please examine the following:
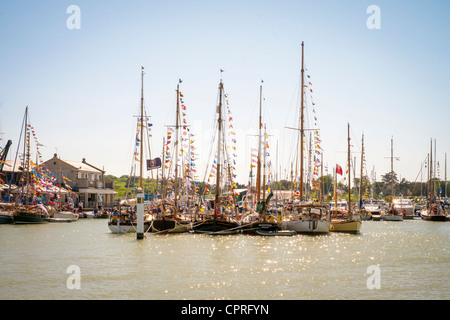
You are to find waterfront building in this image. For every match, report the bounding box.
[43,154,115,209]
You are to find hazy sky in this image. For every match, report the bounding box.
[1,0,449,186]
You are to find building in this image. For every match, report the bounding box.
[43,154,116,209]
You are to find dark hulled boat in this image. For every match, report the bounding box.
[192,214,240,235]
[14,207,49,224]
[191,77,241,235]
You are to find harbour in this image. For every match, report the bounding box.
[0,218,448,300]
[1,1,449,305]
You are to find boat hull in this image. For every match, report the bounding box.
[192,219,240,235]
[330,219,362,234]
[13,212,49,224]
[151,219,190,234]
[382,214,403,221]
[0,213,13,224]
[255,229,297,236]
[279,219,330,234]
[108,221,152,234]
[53,211,78,221]
[241,221,279,235]
[421,213,447,221]
[371,214,382,221]
[45,217,75,223]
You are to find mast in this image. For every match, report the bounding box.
[348,123,351,217]
[434,139,437,197]
[429,138,433,203]
[263,123,267,201]
[174,82,181,212]
[445,153,447,200]
[136,67,145,240]
[334,166,337,210]
[256,82,262,203]
[391,137,394,203]
[320,152,323,203]
[59,157,62,211]
[215,79,224,214]
[359,133,364,208]
[161,136,166,198]
[300,41,305,202]
[139,68,144,189]
[24,106,30,205]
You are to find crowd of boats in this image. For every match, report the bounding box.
[1,194,448,237]
[1,42,448,236]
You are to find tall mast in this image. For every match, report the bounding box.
[359,133,364,208]
[215,79,223,211]
[161,136,166,197]
[24,106,30,205]
[300,41,305,201]
[139,67,144,189]
[445,152,447,199]
[348,123,351,217]
[391,137,394,202]
[256,82,262,203]
[434,139,437,198]
[174,83,181,212]
[429,138,433,202]
[59,158,62,211]
[263,124,267,201]
[136,68,145,240]
[334,166,337,210]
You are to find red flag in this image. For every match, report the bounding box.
[336,164,343,175]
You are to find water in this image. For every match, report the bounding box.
[0,219,448,300]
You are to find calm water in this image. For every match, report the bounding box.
[0,219,448,300]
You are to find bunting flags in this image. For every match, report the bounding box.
[303,73,323,191]
[336,164,343,176]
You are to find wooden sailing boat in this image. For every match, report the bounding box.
[278,42,330,234]
[241,82,281,235]
[330,123,362,233]
[421,139,446,221]
[13,106,49,224]
[192,76,240,235]
[151,80,190,233]
[108,68,152,234]
[381,137,403,221]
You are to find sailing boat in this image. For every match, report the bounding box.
[13,106,49,224]
[241,82,280,235]
[108,68,152,234]
[330,124,362,233]
[192,76,240,235]
[278,42,330,234]
[421,139,446,221]
[151,80,190,233]
[381,137,403,221]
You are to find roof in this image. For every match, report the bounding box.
[61,160,103,173]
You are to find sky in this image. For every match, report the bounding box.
[1,0,449,187]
